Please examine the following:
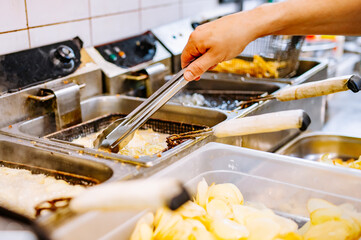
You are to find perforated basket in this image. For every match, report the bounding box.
[241,35,305,78]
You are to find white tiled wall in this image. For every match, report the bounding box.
[0,0,227,55]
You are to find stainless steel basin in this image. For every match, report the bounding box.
[6,95,228,138]
[277,132,361,162]
[203,58,327,85]
[170,77,284,111]
[0,137,113,185]
[1,95,229,167]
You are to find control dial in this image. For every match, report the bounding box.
[51,45,76,71]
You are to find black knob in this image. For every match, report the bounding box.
[54,45,75,63]
[135,38,156,57]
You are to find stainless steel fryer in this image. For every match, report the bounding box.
[42,113,209,166]
[170,76,283,111]
[276,132,361,162]
[45,113,207,145]
[3,95,228,138]
[0,136,113,186]
[203,58,327,85]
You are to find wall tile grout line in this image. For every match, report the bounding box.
[23,0,31,47]
[0,28,29,35]
[140,2,179,11]
[88,0,93,46]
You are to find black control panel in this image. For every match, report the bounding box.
[95,32,156,68]
[0,37,82,93]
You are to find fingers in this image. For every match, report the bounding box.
[183,51,218,81]
[181,35,203,69]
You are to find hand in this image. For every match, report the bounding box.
[181,12,260,81]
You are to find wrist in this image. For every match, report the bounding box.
[244,2,289,38]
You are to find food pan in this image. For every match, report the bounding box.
[203,58,327,85]
[277,132,361,163]
[0,137,113,185]
[3,95,227,138]
[42,112,209,167]
[50,143,361,240]
[170,77,283,111]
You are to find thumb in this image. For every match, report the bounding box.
[184,52,217,81]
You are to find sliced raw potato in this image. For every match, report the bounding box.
[130,212,154,240]
[304,220,354,240]
[190,228,216,240]
[196,178,208,208]
[184,218,207,231]
[271,214,298,235]
[153,207,170,228]
[207,183,244,206]
[232,204,265,225]
[310,207,342,225]
[176,201,206,218]
[154,213,192,239]
[206,199,232,219]
[275,232,304,240]
[210,218,249,240]
[130,181,361,240]
[245,217,281,240]
[307,198,336,213]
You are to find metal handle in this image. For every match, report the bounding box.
[276,75,359,101]
[103,69,188,148]
[28,83,86,102]
[124,73,148,81]
[213,110,311,138]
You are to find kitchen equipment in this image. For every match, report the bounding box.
[241,35,305,78]
[276,132,361,163]
[0,137,112,185]
[237,75,361,107]
[85,32,172,96]
[170,75,284,111]
[166,109,310,148]
[57,142,361,240]
[35,179,190,217]
[0,37,82,94]
[93,69,188,151]
[44,113,208,166]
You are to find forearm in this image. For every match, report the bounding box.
[250,0,361,37]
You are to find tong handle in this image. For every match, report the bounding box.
[126,69,186,123]
[213,110,310,138]
[106,69,188,148]
[276,75,360,101]
[69,179,189,212]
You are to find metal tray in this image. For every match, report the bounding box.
[3,95,227,138]
[50,143,361,240]
[0,136,113,186]
[276,132,361,162]
[1,96,229,167]
[169,77,283,111]
[203,58,327,85]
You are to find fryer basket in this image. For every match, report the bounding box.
[241,35,305,78]
[45,113,208,147]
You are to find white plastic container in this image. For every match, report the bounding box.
[52,143,361,240]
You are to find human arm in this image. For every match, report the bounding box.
[182,0,361,81]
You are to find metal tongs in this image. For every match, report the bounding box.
[93,69,188,151]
